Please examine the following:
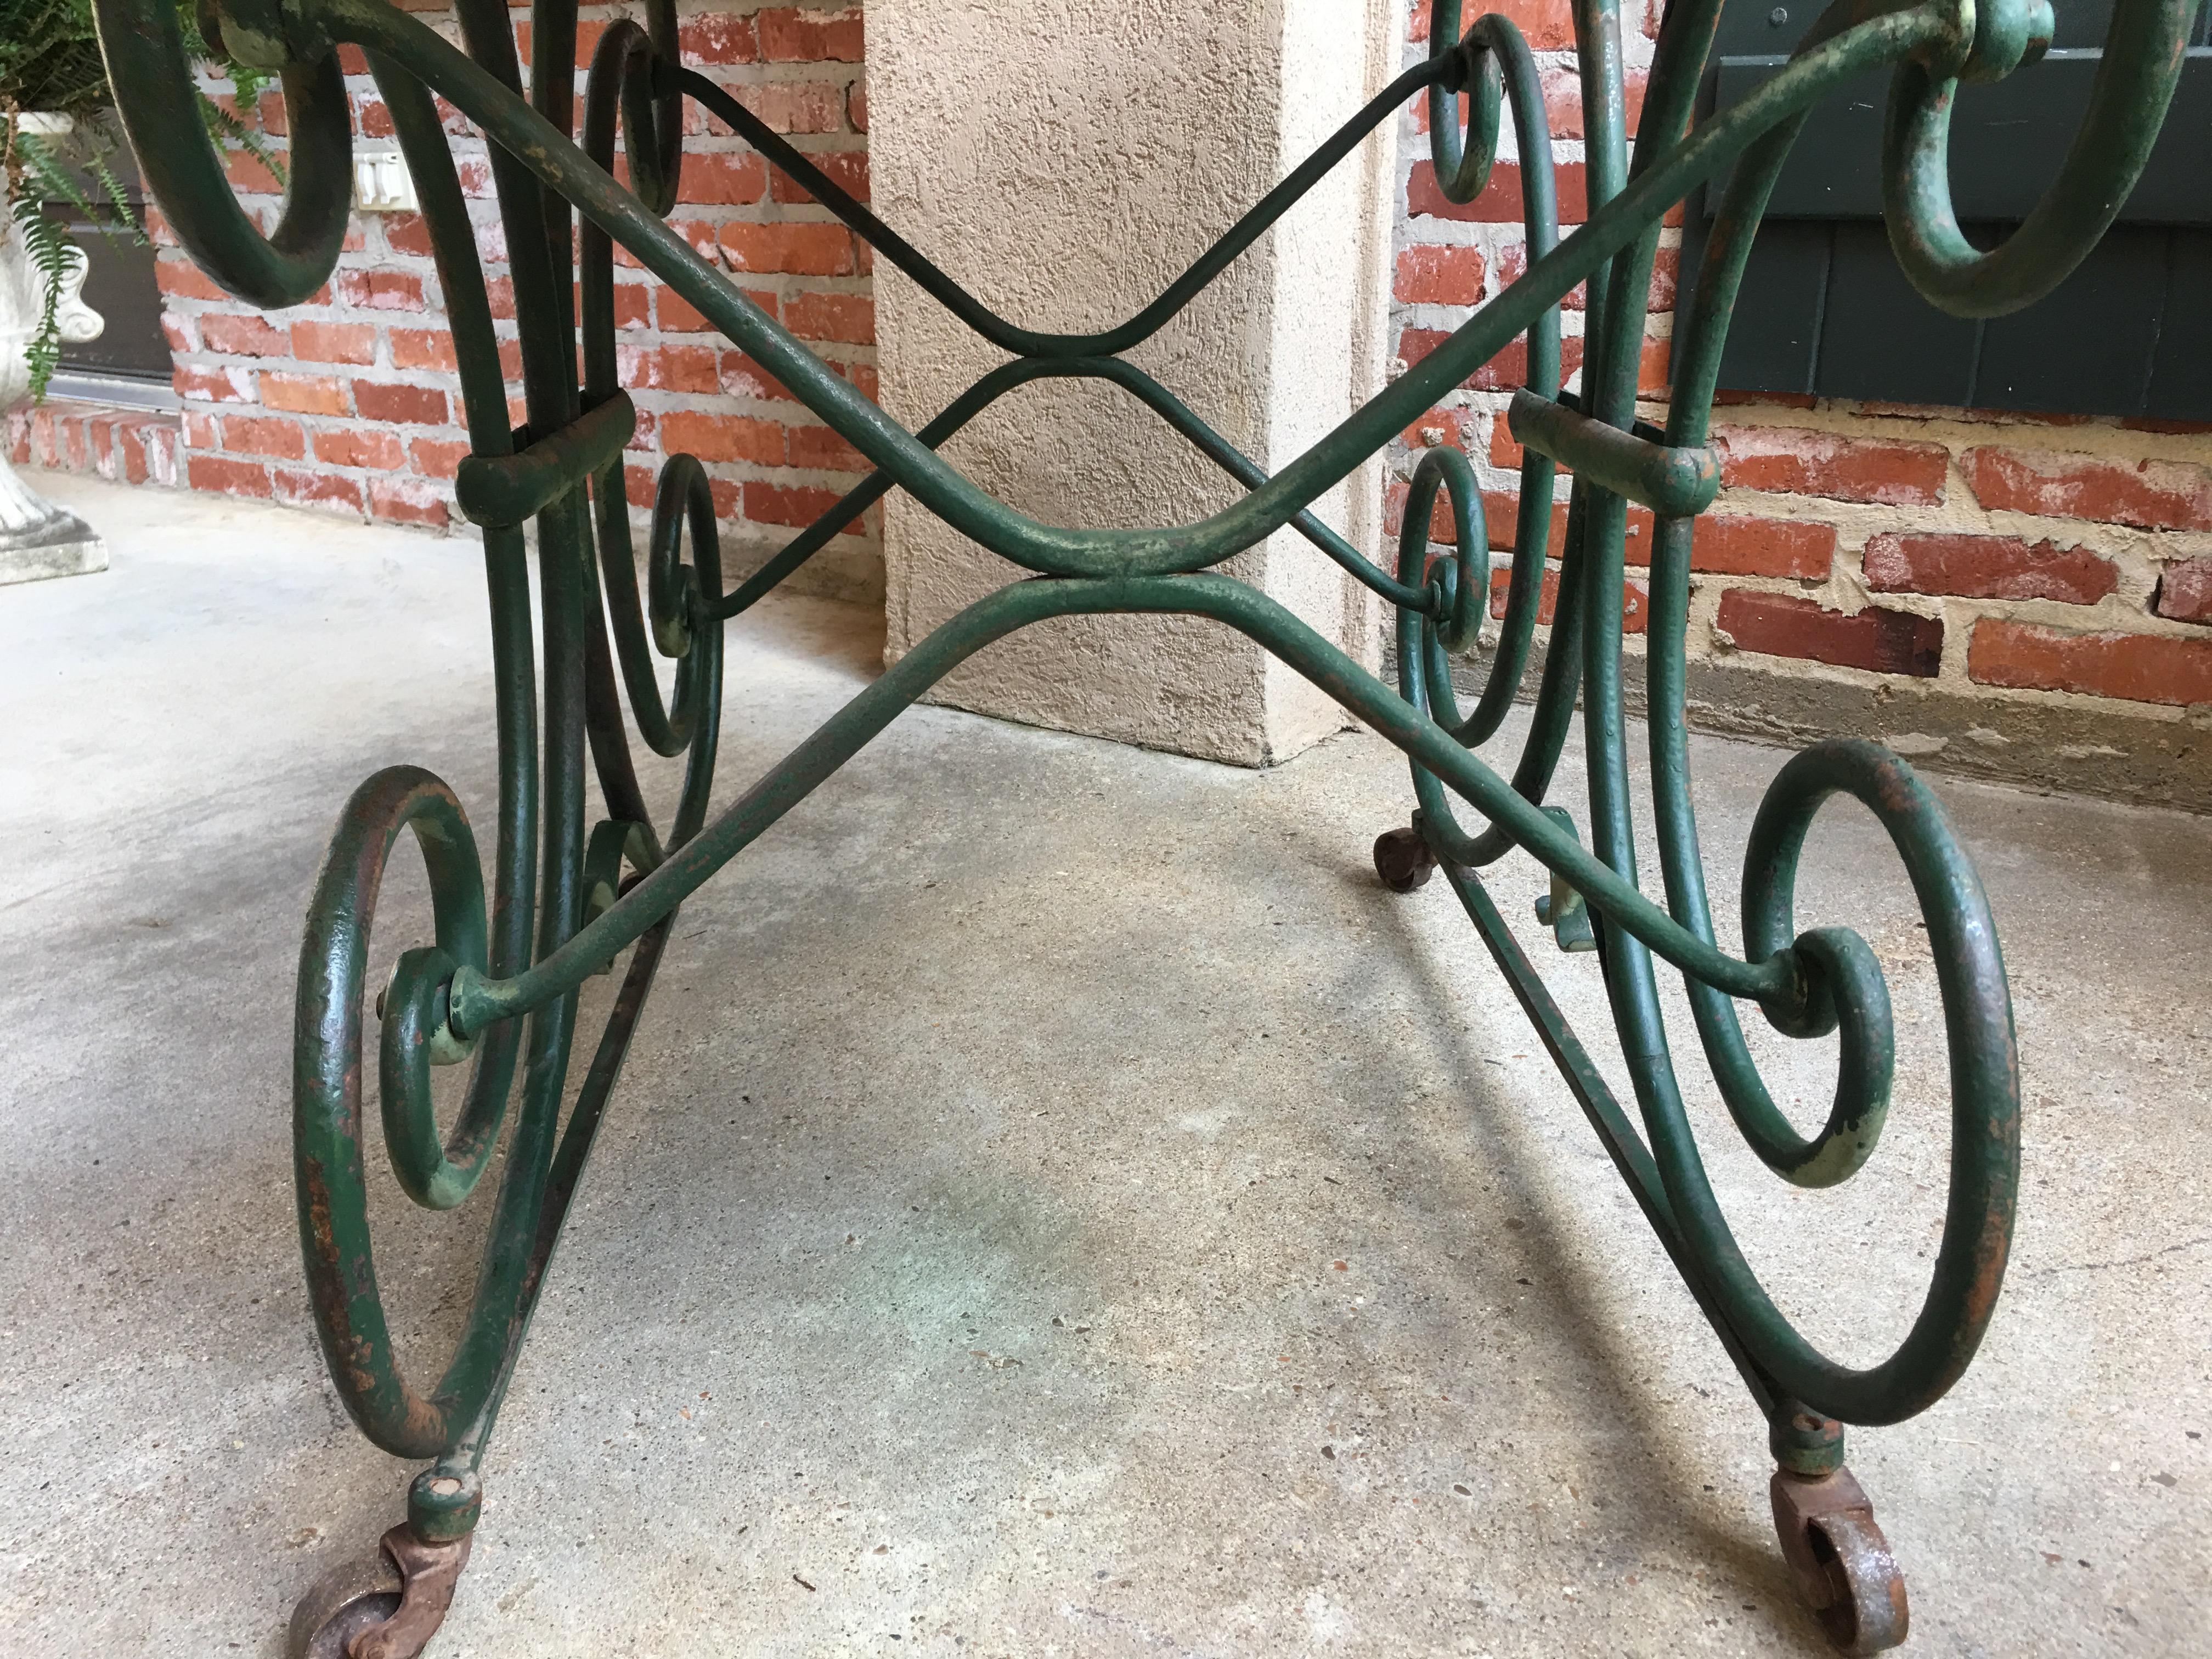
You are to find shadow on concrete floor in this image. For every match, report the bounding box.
[2,475,2206,1656]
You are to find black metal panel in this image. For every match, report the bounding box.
[1715,221,1831,394]
[1976,226,2167,413]
[1679,2,2212,420]
[40,134,173,383]
[2146,230,2212,421]
[1716,53,2212,225]
[1712,0,2192,59]
[1813,224,1979,407]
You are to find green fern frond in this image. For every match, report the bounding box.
[9,190,74,402]
[90,154,144,243]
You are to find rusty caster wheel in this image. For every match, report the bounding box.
[288,1526,472,1659]
[1771,1466,1909,1654]
[1372,826,1437,893]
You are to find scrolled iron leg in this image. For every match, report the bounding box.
[1770,1464,1909,1655]
[1373,823,1437,893]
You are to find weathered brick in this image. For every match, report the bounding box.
[510,18,609,63]
[1540,63,1647,140]
[849,81,868,133]
[382,213,435,257]
[156,257,229,302]
[335,269,427,311]
[219,415,305,459]
[1718,591,1942,676]
[292,320,378,364]
[1712,425,1948,506]
[588,280,651,330]
[1485,489,1570,558]
[772,150,870,204]
[1409,160,1587,225]
[708,82,846,136]
[1968,619,2212,706]
[678,13,759,63]
[1398,325,1583,393]
[315,428,407,469]
[660,411,787,465]
[744,479,846,527]
[758,5,865,61]
[188,454,272,498]
[274,469,366,514]
[615,343,720,393]
[719,221,857,275]
[198,314,290,357]
[390,328,459,372]
[788,425,867,472]
[1489,240,1681,314]
[1489,565,1649,631]
[409,438,472,479]
[1410,0,1575,49]
[783,291,875,343]
[1492,241,1587,311]
[1961,445,2212,532]
[1384,478,1572,558]
[174,364,255,404]
[261,373,351,416]
[369,477,450,528]
[1394,244,1485,306]
[222,148,282,194]
[1682,515,1835,580]
[678,151,770,205]
[354,381,450,424]
[1405,409,1472,453]
[1862,531,2117,605]
[2155,557,2212,624]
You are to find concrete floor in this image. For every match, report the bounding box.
[1,473,2207,1658]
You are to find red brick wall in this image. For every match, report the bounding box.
[1389,0,2212,754]
[157,1,877,599]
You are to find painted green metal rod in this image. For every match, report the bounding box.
[323,0,1952,579]
[672,59,1448,362]
[707,353,1436,624]
[447,573,1797,1038]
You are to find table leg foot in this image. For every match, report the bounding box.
[1770,1464,1910,1654]
[289,1499,476,1659]
[1373,825,1437,893]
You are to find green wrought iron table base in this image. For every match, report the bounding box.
[86,0,2192,1651]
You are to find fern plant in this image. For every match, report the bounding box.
[2,0,286,400]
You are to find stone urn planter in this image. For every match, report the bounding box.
[2,111,109,587]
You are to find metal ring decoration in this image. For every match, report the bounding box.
[85,0,2194,1649]
[1881,0,2192,318]
[94,0,353,306]
[1426,0,1507,204]
[295,766,502,1456]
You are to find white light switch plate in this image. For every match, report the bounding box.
[352,149,419,214]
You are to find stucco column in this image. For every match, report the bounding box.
[868,0,1406,765]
